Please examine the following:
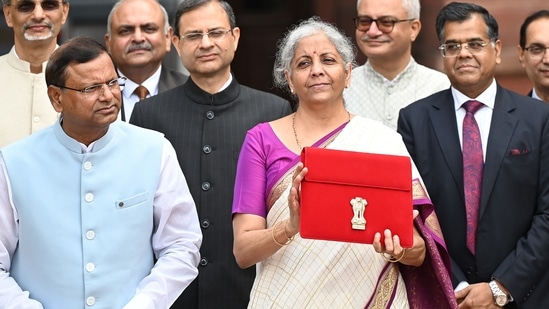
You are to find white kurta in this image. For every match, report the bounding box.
[0,46,59,147]
[344,58,450,130]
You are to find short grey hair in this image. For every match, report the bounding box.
[273,16,356,94]
[356,0,420,20]
[107,0,170,37]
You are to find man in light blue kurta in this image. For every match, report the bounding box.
[0,37,202,309]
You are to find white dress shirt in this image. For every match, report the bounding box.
[452,79,497,160]
[119,66,162,121]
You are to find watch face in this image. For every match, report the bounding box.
[495,295,508,306]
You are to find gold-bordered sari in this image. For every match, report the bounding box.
[248,117,457,309]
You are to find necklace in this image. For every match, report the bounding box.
[292,111,351,150]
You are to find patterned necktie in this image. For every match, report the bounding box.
[462,100,484,255]
[134,85,149,100]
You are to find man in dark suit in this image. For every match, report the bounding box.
[398,3,549,308]
[130,1,291,308]
[105,0,188,121]
[517,10,549,103]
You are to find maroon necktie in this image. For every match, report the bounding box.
[462,100,484,255]
[134,85,149,100]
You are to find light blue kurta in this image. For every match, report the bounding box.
[2,120,163,309]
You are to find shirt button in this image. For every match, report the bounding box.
[201,219,210,229]
[85,193,94,203]
[33,116,40,123]
[201,182,210,191]
[200,257,208,266]
[203,145,212,154]
[206,111,214,120]
[86,296,96,306]
[86,230,95,240]
[385,113,393,120]
[86,263,95,272]
[83,161,93,171]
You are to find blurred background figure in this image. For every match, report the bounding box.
[105,0,188,121]
[517,9,549,103]
[0,0,69,147]
[344,0,449,130]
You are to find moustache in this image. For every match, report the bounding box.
[23,21,53,31]
[359,35,391,44]
[126,42,153,53]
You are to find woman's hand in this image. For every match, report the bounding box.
[287,162,307,237]
[372,209,426,267]
[233,163,309,269]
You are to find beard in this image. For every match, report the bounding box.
[22,21,55,41]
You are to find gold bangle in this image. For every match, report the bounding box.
[272,221,293,246]
[380,248,406,263]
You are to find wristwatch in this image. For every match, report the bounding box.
[489,280,509,307]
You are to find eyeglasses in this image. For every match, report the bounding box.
[8,0,62,14]
[353,16,414,34]
[53,77,126,100]
[438,41,490,58]
[524,44,549,60]
[180,29,232,43]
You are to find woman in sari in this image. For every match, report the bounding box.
[232,17,457,308]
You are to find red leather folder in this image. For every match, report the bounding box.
[299,147,413,247]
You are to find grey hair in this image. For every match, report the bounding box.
[107,0,170,37]
[273,16,356,94]
[356,0,420,20]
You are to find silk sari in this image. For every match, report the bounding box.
[248,117,457,309]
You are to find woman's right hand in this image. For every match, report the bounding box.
[287,162,307,237]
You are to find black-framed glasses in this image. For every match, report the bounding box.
[438,41,490,58]
[7,0,63,14]
[180,29,232,43]
[353,16,414,34]
[524,44,549,60]
[53,77,126,100]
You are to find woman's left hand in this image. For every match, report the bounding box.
[372,209,426,267]
[287,162,307,237]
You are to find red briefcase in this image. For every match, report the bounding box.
[299,147,413,247]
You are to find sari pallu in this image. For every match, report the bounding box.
[249,117,458,309]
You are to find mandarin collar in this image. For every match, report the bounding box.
[183,74,240,106]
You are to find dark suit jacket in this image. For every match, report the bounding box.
[130,77,291,309]
[158,66,188,92]
[120,66,188,121]
[397,84,549,308]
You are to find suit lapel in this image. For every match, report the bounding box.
[429,90,465,196]
[479,86,518,219]
[158,67,169,93]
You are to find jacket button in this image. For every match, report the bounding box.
[206,111,214,120]
[201,182,210,191]
[201,219,210,228]
[200,257,208,266]
[203,145,212,154]
[86,296,96,306]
